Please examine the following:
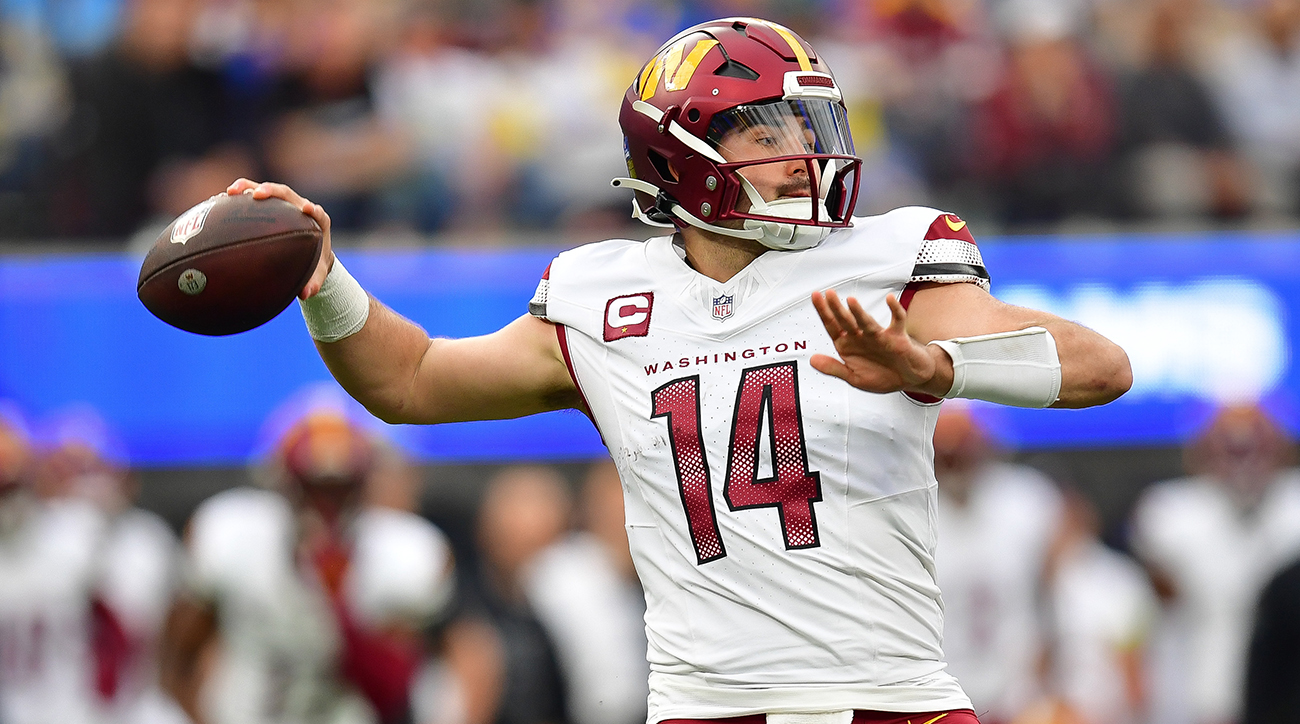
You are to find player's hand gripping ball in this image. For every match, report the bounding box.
[137,192,323,335]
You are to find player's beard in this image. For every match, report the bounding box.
[776,175,813,200]
[725,174,815,221]
[692,171,818,255]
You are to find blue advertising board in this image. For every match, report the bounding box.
[0,232,1296,466]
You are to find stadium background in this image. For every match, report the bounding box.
[0,0,1298,722]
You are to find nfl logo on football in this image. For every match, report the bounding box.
[170,198,216,245]
[712,294,734,321]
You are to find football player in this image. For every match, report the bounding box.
[932,405,1064,723]
[159,408,455,724]
[1131,404,1300,724]
[525,461,650,724]
[0,403,109,724]
[227,16,1131,724]
[33,407,182,724]
[1040,486,1155,724]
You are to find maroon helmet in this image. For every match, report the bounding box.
[614,18,861,251]
[277,411,374,523]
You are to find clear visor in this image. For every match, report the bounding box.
[707,99,855,158]
[706,99,859,225]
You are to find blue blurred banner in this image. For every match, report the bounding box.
[979,235,1297,449]
[0,232,1297,466]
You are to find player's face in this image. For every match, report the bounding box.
[716,116,821,210]
[298,477,363,526]
[1197,405,1284,502]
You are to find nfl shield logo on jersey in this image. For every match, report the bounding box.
[712,294,734,321]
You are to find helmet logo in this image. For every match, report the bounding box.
[637,38,720,101]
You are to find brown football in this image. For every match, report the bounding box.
[137,193,323,336]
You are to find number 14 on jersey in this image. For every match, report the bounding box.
[650,361,823,565]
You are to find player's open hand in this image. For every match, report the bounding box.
[226,178,333,299]
[809,290,950,397]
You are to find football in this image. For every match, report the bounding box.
[138,192,323,336]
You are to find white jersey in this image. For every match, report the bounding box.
[525,534,650,724]
[95,507,182,724]
[186,488,455,724]
[531,207,989,721]
[1131,471,1300,724]
[935,463,1063,721]
[0,497,105,724]
[97,509,178,640]
[1048,540,1156,724]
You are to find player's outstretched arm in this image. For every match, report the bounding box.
[320,306,580,423]
[810,290,948,398]
[227,179,580,424]
[811,282,1131,409]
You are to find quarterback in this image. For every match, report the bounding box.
[228,16,1130,724]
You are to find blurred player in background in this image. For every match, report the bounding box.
[1034,486,1156,724]
[159,406,456,724]
[0,401,182,724]
[468,465,572,724]
[364,437,425,514]
[0,402,109,724]
[932,405,1063,723]
[229,15,1130,724]
[1132,404,1300,724]
[525,460,650,724]
[352,434,508,724]
[34,405,182,724]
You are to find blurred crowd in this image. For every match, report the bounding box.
[1,391,1299,724]
[0,0,1299,244]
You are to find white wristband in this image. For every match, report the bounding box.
[299,258,370,342]
[929,327,1062,408]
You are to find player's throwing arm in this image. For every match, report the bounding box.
[225,180,1129,423]
[224,179,580,425]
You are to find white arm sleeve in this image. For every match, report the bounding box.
[929,326,1062,408]
[299,259,370,342]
